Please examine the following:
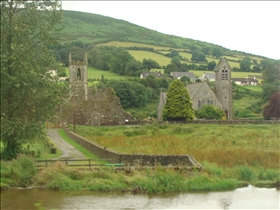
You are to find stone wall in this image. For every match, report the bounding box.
[63,124,201,168]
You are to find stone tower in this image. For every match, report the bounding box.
[214,57,233,120]
[69,53,88,100]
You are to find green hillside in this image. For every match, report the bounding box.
[59,10,267,59]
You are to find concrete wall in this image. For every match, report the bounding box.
[63,124,201,168]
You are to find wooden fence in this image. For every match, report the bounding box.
[36,158,123,168]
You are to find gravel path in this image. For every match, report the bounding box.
[47,129,86,160]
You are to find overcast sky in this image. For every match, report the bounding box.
[62,1,280,60]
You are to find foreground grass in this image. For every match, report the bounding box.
[1,156,278,193]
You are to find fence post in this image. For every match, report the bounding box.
[89,159,91,168]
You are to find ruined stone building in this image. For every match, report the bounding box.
[64,53,133,126]
[158,57,233,121]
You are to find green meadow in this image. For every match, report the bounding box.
[127,50,172,67]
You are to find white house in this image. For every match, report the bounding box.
[231,77,259,86]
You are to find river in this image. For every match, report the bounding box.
[1,185,279,210]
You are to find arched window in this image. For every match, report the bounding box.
[198,100,201,109]
[208,100,210,105]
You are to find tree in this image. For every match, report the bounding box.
[239,56,251,72]
[1,1,67,160]
[195,105,225,120]
[263,92,280,119]
[143,58,161,71]
[212,47,223,58]
[97,80,152,108]
[191,50,207,63]
[163,80,195,121]
[201,46,211,55]
[262,62,280,83]
[110,48,134,75]
[207,61,217,71]
[180,75,190,85]
[261,62,280,103]
[170,50,179,58]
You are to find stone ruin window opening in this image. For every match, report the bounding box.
[77,68,81,81]
[198,100,201,109]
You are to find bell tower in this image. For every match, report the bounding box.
[214,57,233,120]
[69,53,88,100]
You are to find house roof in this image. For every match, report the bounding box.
[140,72,162,78]
[203,73,215,79]
[232,78,258,82]
[170,72,196,79]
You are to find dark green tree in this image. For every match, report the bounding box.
[58,46,86,66]
[191,50,207,63]
[110,49,134,75]
[261,62,280,103]
[195,105,225,120]
[180,75,190,85]
[163,80,195,121]
[143,58,161,71]
[240,56,251,72]
[170,50,180,58]
[207,61,217,71]
[212,47,223,58]
[97,80,152,108]
[1,0,67,160]
[201,46,211,55]
[164,63,181,74]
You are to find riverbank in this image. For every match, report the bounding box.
[1,155,279,194]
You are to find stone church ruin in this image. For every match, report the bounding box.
[63,53,133,126]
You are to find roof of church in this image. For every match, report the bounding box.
[185,82,205,99]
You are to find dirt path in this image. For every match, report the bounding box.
[47,129,86,160]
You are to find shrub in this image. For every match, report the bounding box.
[195,105,225,120]
[0,154,37,187]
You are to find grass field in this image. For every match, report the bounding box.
[128,50,172,67]
[97,41,186,51]
[72,124,279,169]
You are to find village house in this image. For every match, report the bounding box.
[170,72,196,83]
[202,72,215,82]
[140,72,163,79]
[231,77,258,86]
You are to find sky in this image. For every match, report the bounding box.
[61,1,280,60]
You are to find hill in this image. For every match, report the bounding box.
[59,10,268,60]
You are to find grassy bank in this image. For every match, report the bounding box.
[1,124,279,193]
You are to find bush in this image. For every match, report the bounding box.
[195,105,225,120]
[0,154,37,187]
